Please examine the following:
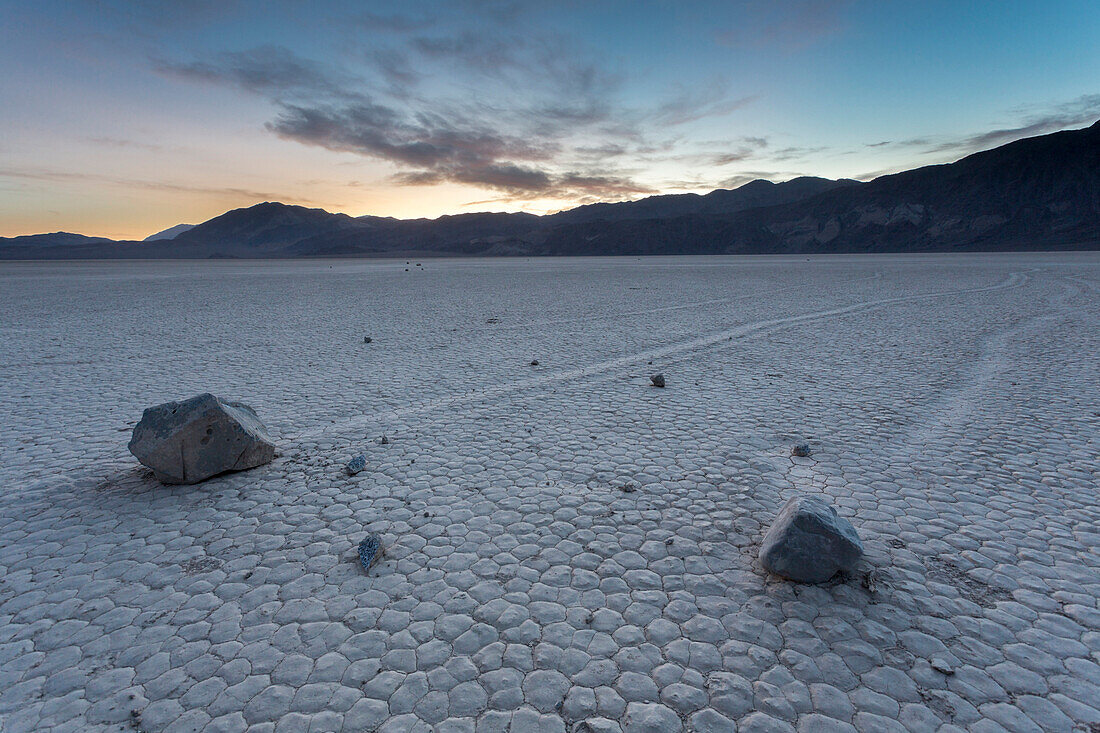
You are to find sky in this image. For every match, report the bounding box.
[2,0,1099,240]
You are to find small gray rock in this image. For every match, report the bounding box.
[530,360,539,366]
[791,443,812,457]
[128,393,275,484]
[380,434,389,445]
[346,454,366,475]
[363,336,372,344]
[759,495,863,583]
[931,656,955,675]
[650,373,665,388]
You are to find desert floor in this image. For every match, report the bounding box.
[1,253,1097,732]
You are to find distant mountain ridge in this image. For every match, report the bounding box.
[0,232,113,247]
[166,202,366,257]
[144,223,195,241]
[3,120,1098,259]
[546,176,860,225]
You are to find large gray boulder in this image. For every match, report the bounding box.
[129,393,275,484]
[759,495,862,583]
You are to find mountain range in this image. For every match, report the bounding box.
[3,120,1098,260]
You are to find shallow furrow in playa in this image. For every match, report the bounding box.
[466,272,885,334]
[295,270,1029,442]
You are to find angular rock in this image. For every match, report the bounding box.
[346,454,366,475]
[758,495,863,583]
[128,393,275,484]
[650,373,665,388]
[791,443,812,457]
[358,534,383,572]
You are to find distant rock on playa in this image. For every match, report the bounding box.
[650,373,665,388]
[759,495,863,583]
[128,393,275,484]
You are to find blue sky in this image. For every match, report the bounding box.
[2,0,1098,239]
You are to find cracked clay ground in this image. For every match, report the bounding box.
[0,253,1097,732]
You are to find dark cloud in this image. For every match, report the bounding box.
[271,102,655,201]
[458,173,656,206]
[157,6,759,204]
[268,103,557,168]
[158,46,359,102]
[160,41,649,199]
[557,173,656,198]
[392,164,551,191]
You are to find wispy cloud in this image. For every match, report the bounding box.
[158,45,360,102]
[651,84,757,127]
[926,94,1100,154]
[0,166,308,203]
[86,136,164,152]
[872,94,1100,157]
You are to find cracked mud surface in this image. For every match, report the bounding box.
[0,253,1097,732]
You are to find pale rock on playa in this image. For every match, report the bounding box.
[128,393,275,483]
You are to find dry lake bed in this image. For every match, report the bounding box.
[0,253,1097,732]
